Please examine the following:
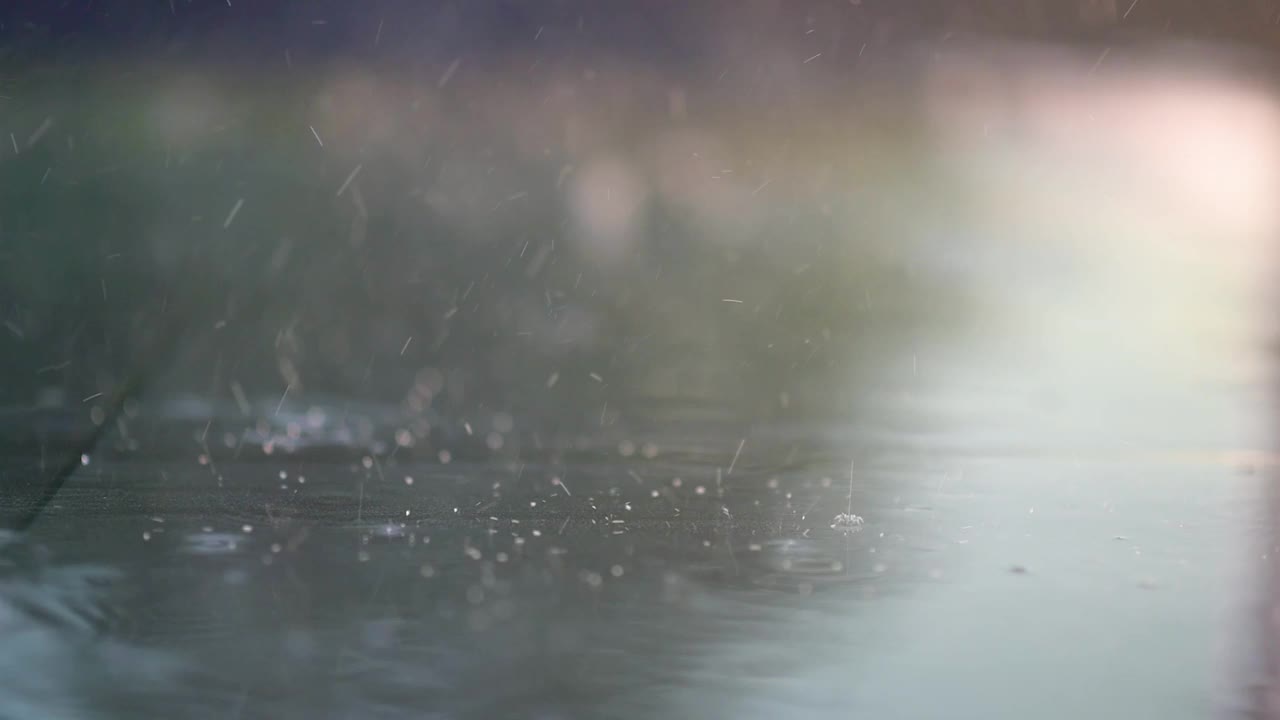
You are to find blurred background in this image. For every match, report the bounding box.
[0,1,1278,719]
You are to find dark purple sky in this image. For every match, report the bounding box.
[12,1,1274,67]
[0,0,760,66]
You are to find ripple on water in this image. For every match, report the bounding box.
[178,532,248,557]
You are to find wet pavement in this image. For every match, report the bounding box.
[1,378,1266,720]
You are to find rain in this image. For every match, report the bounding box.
[0,2,1279,719]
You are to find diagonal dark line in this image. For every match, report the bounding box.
[6,258,291,531]
[9,285,202,532]
[8,234,357,532]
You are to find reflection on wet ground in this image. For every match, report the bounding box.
[1,403,1262,719]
